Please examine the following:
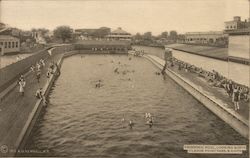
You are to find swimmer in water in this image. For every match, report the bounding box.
[121,117,125,128]
[114,68,119,73]
[95,80,102,88]
[155,72,161,75]
[129,120,134,129]
[147,117,153,128]
[148,113,151,118]
[145,113,151,119]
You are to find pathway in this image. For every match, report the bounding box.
[0,52,62,156]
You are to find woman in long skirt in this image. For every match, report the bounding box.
[19,79,26,96]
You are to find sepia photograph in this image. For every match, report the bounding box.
[0,0,249,157]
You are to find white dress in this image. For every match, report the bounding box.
[19,81,26,92]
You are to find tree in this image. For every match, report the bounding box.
[134,33,142,40]
[142,32,152,40]
[177,34,185,43]
[53,26,73,43]
[160,31,168,39]
[169,30,178,41]
[91,27,111,38]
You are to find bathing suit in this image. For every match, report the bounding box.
[234,91,239,102]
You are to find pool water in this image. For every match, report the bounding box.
[25,54,248,158]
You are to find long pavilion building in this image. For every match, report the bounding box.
[106,27,132,41]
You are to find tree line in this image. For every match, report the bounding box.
[132,31,182,45]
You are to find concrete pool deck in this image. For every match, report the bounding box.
[144,54,248,139]
[0,51,62,157]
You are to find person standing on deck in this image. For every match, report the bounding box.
[30,65,35,72]
[162,48,172,74]
[36,62,41,71]
[36,69,41,83]
[233,86,240,111]
[18,79,26,96]
[41,59,46,67]
[227,80,233,97]
[46,70,51,83]
[161,63,167,74]
[55,63,61,76]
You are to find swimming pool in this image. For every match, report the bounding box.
[24,54,248,158]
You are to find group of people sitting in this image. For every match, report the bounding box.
[171,57,249,110]
[129,49,145,57]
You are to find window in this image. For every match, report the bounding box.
[0,42,2,45]
[12,42,14,48]
[16,42,18,48]
[5,42,7,48]
[8,42,11,48]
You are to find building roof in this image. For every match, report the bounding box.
[0,35,19,40]
[76,40,131,46]
[75,29,97,34]
[185,31,224,35]
[111,27,131,35]
[107,34,132,38]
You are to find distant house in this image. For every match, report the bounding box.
[225,16,250,31]
[184,31,228,47]
[75,27,111,40]
[0,24,12,36]
[0,23,6,30]
[106,27,132,41]
[0,35,20,55]
[224,16,250,61]
[32,31,47,44]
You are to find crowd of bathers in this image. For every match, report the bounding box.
[166,57,249,111]
[17,57,60,105]
[122,113,154,129]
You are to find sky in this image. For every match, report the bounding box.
[1,0,249,35]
